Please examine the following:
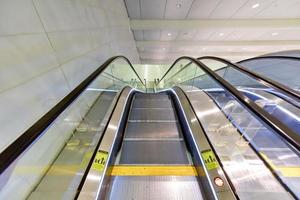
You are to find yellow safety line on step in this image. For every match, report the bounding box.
[260,153,300,177]
[107,165,198,176]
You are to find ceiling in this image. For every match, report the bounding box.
[124,0,300,64]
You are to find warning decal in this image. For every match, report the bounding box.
[201,149,219,170]
[91,150,109,172]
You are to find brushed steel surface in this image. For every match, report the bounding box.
[135,93,169,100]
[92,92,204,200]
[186,88,294,200]
[129,108,176,121]
[125,122,182,139]
[171,87,237,199]
[104,176,204,200]
[78,87,134,200]
[119,141,189,165]
[132,99,172,108]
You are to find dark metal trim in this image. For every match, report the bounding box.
[198,56,300,99]
[159,56,300,151]
[0,56,145,174]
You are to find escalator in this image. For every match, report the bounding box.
[100,93,204,199]
[78,89,235,200]
[0,56,299,200]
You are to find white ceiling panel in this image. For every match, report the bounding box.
[160,30,178,41]
[164,0,194,19]
[143,30,161,40]
[208,29,235,41]
[141,0,166,19]
[209,0,249,19]
[124,0,141,19]
[187,0,221,19]
[195,29,214,40]
[229,29,268,40]
[133,30,144,40]
[233,0,274,19]
[177,30,198,40]
[125,0,300,64]
[255,0,300,18]
[258,29,300,40]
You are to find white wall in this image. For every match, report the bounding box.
[0,0,139,152]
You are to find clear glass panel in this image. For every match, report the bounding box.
[159,58,300,199]
[0,58,145,199]
[239,57,300,91]
[200,58,300,136]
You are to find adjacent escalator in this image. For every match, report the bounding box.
[158,56,300,199]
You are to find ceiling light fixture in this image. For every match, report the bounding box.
[167,33,172,36]
[252,3,260,8]
[176,3,182,8]
[219,32,224,36]
[271,32,278,36]
[162,47,166,51]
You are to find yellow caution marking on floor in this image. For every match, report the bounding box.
[108,165,198,176]
[260,153,300,177]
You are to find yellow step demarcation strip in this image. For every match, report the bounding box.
[107,165,198,176]
[260,153,300,177]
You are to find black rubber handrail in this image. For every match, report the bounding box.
[198,56,300,99]
[0,56,145,174]
[159,56,300,151]
[238,55,300,63]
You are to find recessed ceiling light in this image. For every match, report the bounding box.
[271,32,278,36]
[252,3,260,9]
[162,47,166,50]
[176,3,182,8]
[219,32,224,36]
[167,33,172,36]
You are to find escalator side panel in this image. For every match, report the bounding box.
[185,88,294,199]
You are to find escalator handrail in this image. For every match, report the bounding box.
[0,56,145,174]
[198,56,300,99]
[238,55,300,63]
[159,56,300,150]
